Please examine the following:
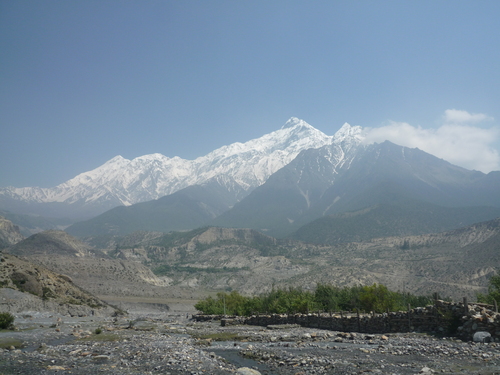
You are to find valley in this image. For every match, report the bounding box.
[4,219,498,309]
[0,117,498,321]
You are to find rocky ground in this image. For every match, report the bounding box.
[2,306,500,375]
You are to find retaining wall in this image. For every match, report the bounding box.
[193,300,500,341]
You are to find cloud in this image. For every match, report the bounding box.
[363,110,500,173]
[443,109,493,124]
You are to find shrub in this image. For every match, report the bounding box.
[0,312,15,329]
[194,284,432,316]
[477,272,500,305]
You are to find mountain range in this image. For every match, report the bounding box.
[0,118,338,220]
[2,117,500,241]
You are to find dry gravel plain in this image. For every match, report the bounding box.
[1,300,500,375]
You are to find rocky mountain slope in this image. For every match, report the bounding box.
[82,219,500,300]
[5,230,193,299]
[0,118,337,219]
[6,218,500,303]
[0,253,117,316]
[213,140,500,237]
[0,216,24,249]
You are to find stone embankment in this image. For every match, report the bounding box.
[194,299,500,341]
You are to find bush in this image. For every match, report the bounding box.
[0,312,15,329]
[477,272,500,305]
[194,284,432,316]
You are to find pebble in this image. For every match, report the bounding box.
[2,313,500,374]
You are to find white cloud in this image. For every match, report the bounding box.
[363,110,500,173]
[443,109,493,124]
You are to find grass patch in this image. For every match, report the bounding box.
[0,338,23,349]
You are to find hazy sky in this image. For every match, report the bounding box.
[1,1,499,188]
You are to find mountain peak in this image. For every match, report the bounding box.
[0,117,338,218]
[333,122,365,143]
[281,117,311,130]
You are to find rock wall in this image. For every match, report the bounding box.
[194,300,500,341]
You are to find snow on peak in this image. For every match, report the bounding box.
[333,122,365,143]
[281,117,309,129]
[105,155,129,164]
[1,117,366,211]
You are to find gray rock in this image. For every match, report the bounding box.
[236,367,261,375]
[473,331,492,343]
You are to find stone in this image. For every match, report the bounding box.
[419,366,434,374]
[236,367,262,375]
[473,331,492,343]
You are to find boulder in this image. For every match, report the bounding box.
[473,331,492,343]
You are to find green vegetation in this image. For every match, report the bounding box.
[0,338,22,349]
[477,272,500,305]
[42,287,56,300]
[194,283,433,315]
[0,312,15,329]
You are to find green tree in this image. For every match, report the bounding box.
[0,312,14,329]
[477,272,500,305]
[314,283,339,311]
[359,283,397,313]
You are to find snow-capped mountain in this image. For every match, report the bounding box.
[0,118,363,219]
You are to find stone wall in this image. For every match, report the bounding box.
[193,300,500,341]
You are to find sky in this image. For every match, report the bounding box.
[1,0,499,188]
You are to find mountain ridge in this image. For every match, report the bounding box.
[1,118,346,219]
[211,140,500,237]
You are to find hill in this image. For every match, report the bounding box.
[6,230,197,300]
[66,183,236,237]
[8,229,104,257]
[0,216,24,249]
[85,220,500,300]
[0,253,118,316]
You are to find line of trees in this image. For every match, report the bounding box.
[194,283,433,316]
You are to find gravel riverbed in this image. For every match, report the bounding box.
[1,311,500,374]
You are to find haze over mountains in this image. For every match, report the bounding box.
[1,117,500,242]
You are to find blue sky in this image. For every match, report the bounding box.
[1,0,499,187]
